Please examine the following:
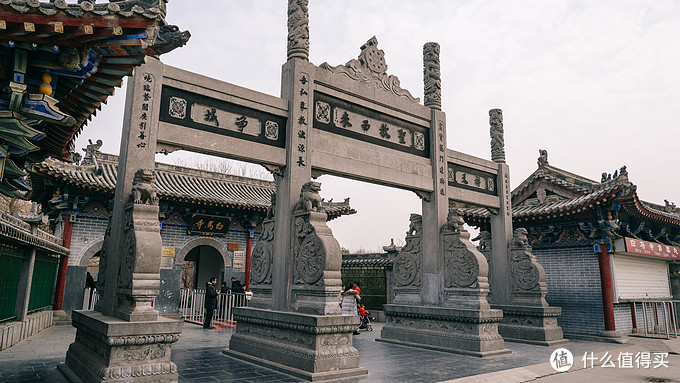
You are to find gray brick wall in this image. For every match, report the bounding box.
[68,216,109,266]
[614,303,634,334]
[533,246,605,335]
[160,224,251,265]
[64,217,255,270]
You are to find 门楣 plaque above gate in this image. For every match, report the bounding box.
[313,92,430,158]
[159,86,287,149]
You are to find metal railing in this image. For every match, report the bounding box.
[178,288,251,328]
[630,300,678,339]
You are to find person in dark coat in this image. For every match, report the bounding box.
[220,281,231,295]
[203,277,219,329]
[231,276,245,293]
[219,281,230,316]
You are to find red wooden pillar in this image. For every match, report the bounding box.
[597,244,616,332]
[630,302,637,332]
[53,215,73,310]
[244,233,252,290]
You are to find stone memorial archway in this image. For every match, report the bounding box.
[60,2,563,382]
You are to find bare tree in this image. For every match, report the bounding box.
[172,157,273,181]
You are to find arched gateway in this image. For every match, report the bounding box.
[61,2,563,382]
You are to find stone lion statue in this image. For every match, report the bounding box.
[130,169,158,205]
[407,213,422,237]
[441,209,465,233]
[293,181,323,213]
[510,227,530,248]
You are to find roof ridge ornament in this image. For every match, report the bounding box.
[600,165,628,184]
[537,149,548,168]
[320,37,419,103]
[664,199,677,213]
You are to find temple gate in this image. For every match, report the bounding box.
[61,1,563,382]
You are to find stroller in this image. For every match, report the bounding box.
[358,307,373,332]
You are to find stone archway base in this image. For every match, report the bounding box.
[58,310,182,383]
[378,304,511,357]
[223,307,367,381]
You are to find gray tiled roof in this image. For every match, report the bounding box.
[460,162,680,226]
[0,0,166,20]
[32,154,355,218]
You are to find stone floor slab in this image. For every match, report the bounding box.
[2,320,679,382]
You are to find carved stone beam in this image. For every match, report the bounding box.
[413,190,431,202]
[262,163,284,177]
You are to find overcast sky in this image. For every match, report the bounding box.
[75,0,680,252]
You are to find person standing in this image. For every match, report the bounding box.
[220,281,231,295]
[231,276,245,293]
[219,281,230,317]
[341,283,361,334]
[203,277,219,329]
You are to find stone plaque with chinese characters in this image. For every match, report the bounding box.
[187,214,231,236]
[447,163,497,196]
[159,86,286,148]
[313,93,429,158]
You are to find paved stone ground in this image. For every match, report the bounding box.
[1,321,678,382]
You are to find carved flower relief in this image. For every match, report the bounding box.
[264,121,279,141]
[315,101,331,124]
[393,252,420,286]
[250,242,272,285]
[120,344,166,362]
[294,216,314,239]
[168,96,187,119]
[444,244,479,288]
[511,258,539,291]
[294,234,325,285]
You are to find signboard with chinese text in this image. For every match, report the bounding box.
[161,246,176,258]
[188,214,230,237]
[159,86,286,149]
[227,243,239,251]
[313,93,429,158]
[233,250,246,271]
[617,237,680,260]
[447,163,497,196]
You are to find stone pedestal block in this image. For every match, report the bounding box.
[379,304,510,357]
[492,304,567,346]
[58,310,182,383]
[224,307,367,381]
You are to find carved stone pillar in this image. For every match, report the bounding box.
[224,182,366,381]
[113,173,162,322]
[391,214,423,305]
[290,183,343,314]
[59,58,182,383]
[489,109,505,163]
[491,228,566,346]
[380,211,508,357]
[287,0,309,61]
